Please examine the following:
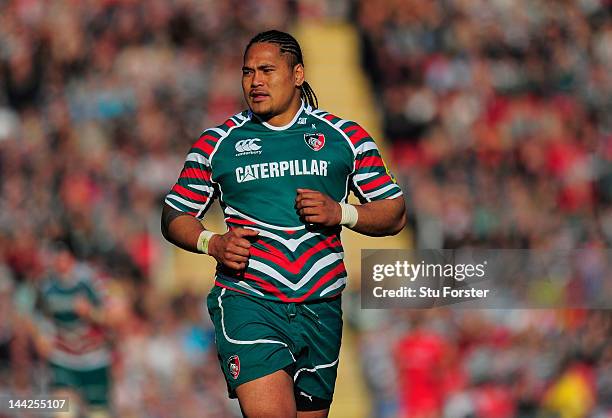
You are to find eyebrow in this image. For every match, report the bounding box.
[242,64,276,71]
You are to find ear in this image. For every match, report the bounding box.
[294,63,305,87]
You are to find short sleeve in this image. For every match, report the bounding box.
[164,134,219,219]
[345,124,403,203]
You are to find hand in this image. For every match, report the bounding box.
[208,228,259,270]
[295,188,342,227]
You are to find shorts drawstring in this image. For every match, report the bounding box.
[287,303,320,328]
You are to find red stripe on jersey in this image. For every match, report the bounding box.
[193,141,214,156]
[343,125,370,145]
[180,167,211,181]
[171,184,209,202]
[225,119,236,128]
[193,134,220,155]
[243,263,345,302]
[359,174,391,192]
[242,273,290,301]
[324,114,336,122]
[225,217,256,226]
[214,282,249,295]
[358,156,384,167]
[250,236,341,274]
[289,263,346,302]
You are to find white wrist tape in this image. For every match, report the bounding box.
[196,230,216,254]
[339,203,358,228]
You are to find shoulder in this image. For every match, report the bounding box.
[191,110,252,157]
[306,107,376,152]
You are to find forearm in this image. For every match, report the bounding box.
[350,197,406,237]
[161,203,205,253]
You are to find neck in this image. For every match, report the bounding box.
[261,97,303,127]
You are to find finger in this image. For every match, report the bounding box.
[230,237,254,250]
[232,228,260,237]
[224,251,249,263]
[304,215,323,224]
[299,206,323,216]
[296,191,321,199]
[296,188,317,193]
[226,244,251,257]
[296,199,323,209]
[295,192,322,205]
[225,261,247,270]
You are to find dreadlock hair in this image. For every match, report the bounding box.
[245,30,318,110]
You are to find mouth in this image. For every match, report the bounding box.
[250,92,269,103]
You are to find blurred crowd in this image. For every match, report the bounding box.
[353,0,611,417]
[354,308,611,418]
[356,0,612,250]
[0,0,610,417]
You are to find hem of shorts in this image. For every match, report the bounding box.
[227,358,296,399]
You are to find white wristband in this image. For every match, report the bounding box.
[339,203,358,228]
[196,230,217,254]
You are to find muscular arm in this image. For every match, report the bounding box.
[161,203,204,253]
[295,190,407,237]
[352,196,406,236]
[161,203,258,269]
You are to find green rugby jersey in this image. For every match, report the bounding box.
[38,267,111,371]
[165,103,402,302]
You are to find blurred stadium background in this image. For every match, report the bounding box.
[0,0,610,417]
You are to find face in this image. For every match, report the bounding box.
[54,249,75,279]
[242,42,304,119]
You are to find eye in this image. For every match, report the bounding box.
[263,68,274,73]
[242,69,253,76]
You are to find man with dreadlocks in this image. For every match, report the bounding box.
[161,30,405,417]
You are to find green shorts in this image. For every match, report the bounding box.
[48,362,110,406]
[206,285,343,402]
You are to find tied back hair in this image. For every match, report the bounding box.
[245,30,318,110]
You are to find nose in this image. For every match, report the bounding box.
[251,70,264,87]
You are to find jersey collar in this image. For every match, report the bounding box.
[252,101,305,131]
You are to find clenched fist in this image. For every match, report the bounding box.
[295,188,342,227]
[209,228,259,270]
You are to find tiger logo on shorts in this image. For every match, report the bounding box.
[228,355,240,379]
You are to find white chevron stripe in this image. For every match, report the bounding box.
[251,228,318,252]
[166,194,204,210]
[355,141,378,154]
[235,280,265,296]
[365,184,400,199]
[319,277,347,296]
[206,127,226,136]
[188,184,214,194]
[333,119,349,129]
[224,205,305,231]
[248,252,344,291]
[387,191,403,199]
[353,172,379,182]
[186,152,210,166]
[164,199,182,212]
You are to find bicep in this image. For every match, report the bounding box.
[362,196,405,217]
